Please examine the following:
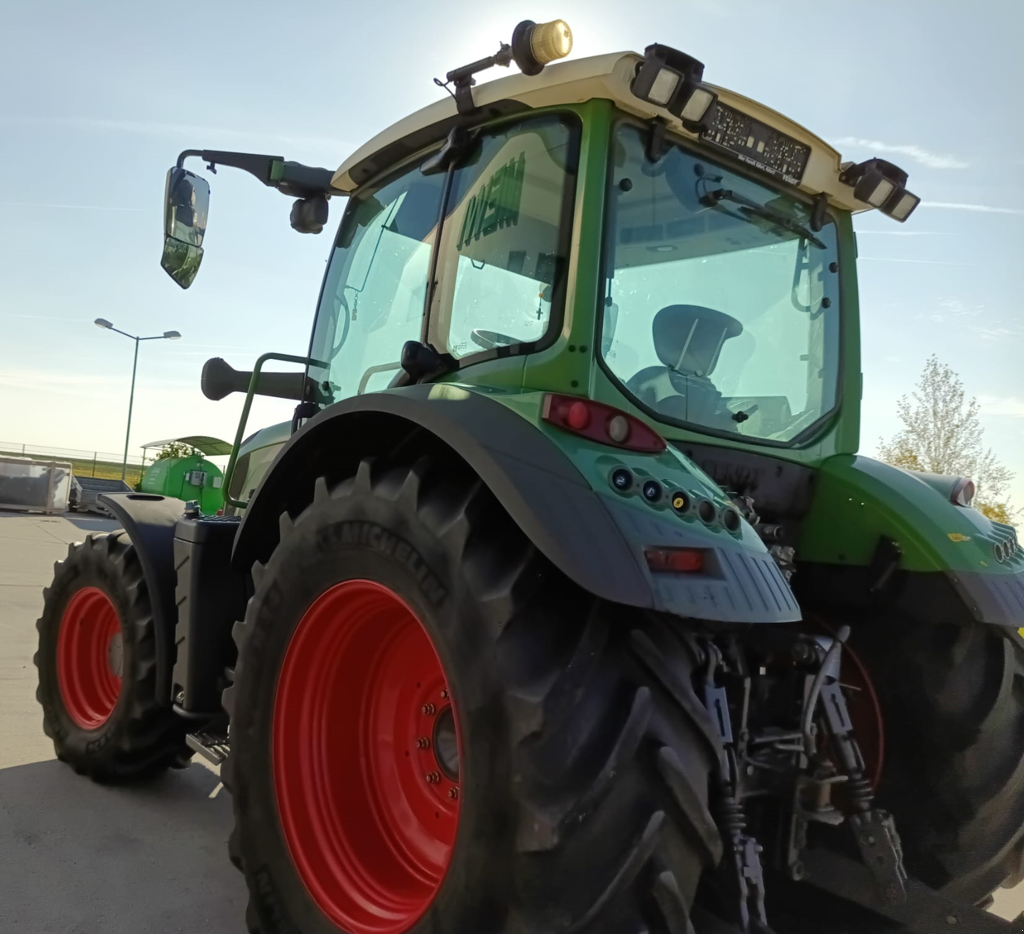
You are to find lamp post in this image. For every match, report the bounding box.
[94,318,181,481]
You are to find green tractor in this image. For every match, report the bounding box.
[35,19,1024,934]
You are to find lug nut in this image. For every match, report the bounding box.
[416,737,430,749]
[440,689,449,700]
[425,772,441,784]
[421,703,436,716]
[448,787,459,800]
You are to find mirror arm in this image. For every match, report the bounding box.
[175,149,339,197]
[176,148,280,183]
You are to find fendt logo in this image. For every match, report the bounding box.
[456,152,526,251]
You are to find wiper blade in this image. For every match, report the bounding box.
[701,188,825,249]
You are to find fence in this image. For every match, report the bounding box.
[0,442,148,482]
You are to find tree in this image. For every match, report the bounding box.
[877,355,1016,524]
[154,441,201,461]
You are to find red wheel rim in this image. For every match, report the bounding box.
[811,618,885,788]
[273,580,460,934]
[56,586,122,729]
[839,640,885,788]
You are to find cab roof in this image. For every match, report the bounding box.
[332,51,871,213]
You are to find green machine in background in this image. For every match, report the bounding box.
[139,435,229,514]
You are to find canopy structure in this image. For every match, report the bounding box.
[140,435,233,457]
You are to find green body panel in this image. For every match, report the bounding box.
[239,421,292,456]
[141,454,225,515]
[798,455,1018,574]
[227,420,292,509]
[519,100,608,397]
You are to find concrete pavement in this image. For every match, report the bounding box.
[1,509,1022,931]
[0,511,246,933]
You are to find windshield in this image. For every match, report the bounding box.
[601,124,841,445]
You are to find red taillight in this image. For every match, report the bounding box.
[566,400,591,430]
[541,394,666,453]
[644,547,705,573]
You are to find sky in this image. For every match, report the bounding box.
[1,0,1021,505]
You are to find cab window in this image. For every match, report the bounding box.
[307,114,579,405]
[308,161,446,401]
[429,114,579,360]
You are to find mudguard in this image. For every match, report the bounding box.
[97,492,186,701]
[797,455,1024,626]
[233,385,800,624]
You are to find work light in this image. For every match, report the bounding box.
[631,45,718,131]
[881,188,921,222]
[840,157,920,222]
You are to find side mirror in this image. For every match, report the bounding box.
[161,167,211,289]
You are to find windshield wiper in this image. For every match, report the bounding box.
[700,188,825,249]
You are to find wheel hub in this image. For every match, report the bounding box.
[431,705,460,784]
[412,682,460,801]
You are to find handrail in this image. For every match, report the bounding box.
[223,352,315,509]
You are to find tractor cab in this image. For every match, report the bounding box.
[159,30,921,511]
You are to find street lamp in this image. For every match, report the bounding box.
[94,318,182,481]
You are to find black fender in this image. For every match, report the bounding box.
[233,386,801,623]
[234,386,651,606]
[98,492,185,703]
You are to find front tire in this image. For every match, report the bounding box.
[34,533,189,780]
[225,455,725,934]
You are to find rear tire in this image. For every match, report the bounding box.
[773,618,1024,933]
[34,533,189,780]
[224,454,725,934]
[857,620,1024,901]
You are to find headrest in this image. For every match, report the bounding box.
[653,304,743,377]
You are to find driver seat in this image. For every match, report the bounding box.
[626,304,743,426]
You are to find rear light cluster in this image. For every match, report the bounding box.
[609,465,742,532]
[540,394,739,576]
[645,547,705,573]
[541,394,666,453]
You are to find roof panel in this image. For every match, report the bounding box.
[141,436,233,456]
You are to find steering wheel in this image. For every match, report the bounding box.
[470,328,519,350]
